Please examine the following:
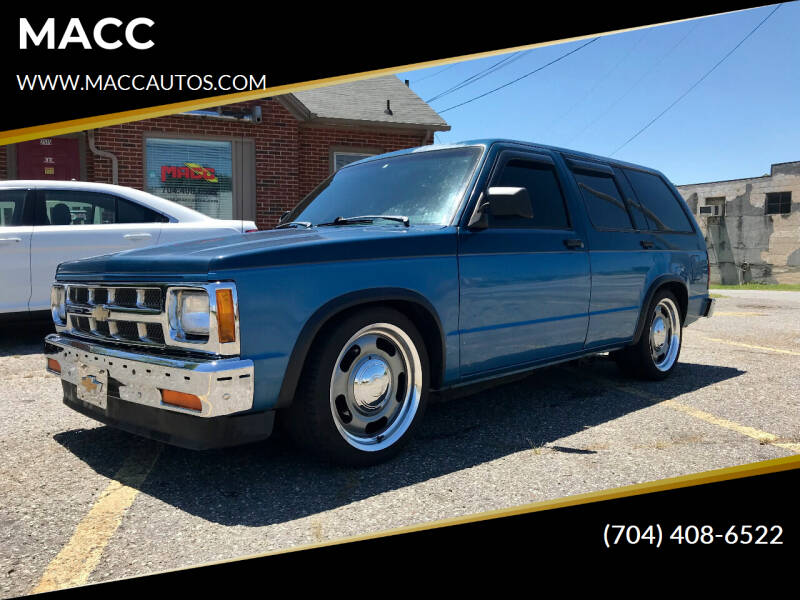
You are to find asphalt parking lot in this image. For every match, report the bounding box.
[1,289,798,596]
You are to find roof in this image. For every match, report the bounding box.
[346,138,660,175]
[286,76,450,132]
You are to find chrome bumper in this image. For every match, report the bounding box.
[45,334,254,418]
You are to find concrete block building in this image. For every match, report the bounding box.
[677,161,800,284]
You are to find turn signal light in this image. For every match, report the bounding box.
[161,389,202,411]
[47,358,61,374]
[216,289,236,343]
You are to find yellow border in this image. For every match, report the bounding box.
[1,7,757,146]
[95,453,799,587]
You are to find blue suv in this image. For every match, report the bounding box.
[45,140,714,465]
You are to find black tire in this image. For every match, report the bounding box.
[613,290,683,380]
[282,306,429,467]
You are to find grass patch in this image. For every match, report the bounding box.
[710,283,800,291]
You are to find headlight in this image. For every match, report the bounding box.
[171,290,210,336]
[51,285,66,325]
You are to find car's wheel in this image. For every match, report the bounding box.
[283,307,429,466]
[613,290,683,380]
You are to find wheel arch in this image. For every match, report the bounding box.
[631,276,688,345]
[275,288,446,409]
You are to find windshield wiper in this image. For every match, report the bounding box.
[275,221,313,229]
[317,215,410,227]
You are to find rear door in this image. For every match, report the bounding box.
[458,149,591,376]
[29,189,166,310]
[563,158,654,348]
[0,188,34,313]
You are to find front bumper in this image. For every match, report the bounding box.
[45,333,273,449]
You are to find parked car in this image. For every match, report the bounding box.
[44,140,714,466]
[0,180,257,317]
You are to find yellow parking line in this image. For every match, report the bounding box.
[661,400,800,453]
[602,378,800,454]
[699,336,800,356]
[31,443,162,593]
[712,311,763,317]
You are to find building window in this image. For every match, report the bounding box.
[333,152,375,172]
[765,191,791,215]
[145,138,234,219]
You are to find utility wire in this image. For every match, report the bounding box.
[437,38,600,114]
[611,3,781,156]
[541,31,648,139]
[412,63,459,84]
[426,51,527,103]
[565,19,700,146]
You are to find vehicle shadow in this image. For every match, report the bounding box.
[53,356,744,527]
[0,319,54,357]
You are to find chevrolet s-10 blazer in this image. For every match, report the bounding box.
[45,140,714,466]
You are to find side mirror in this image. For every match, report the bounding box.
[467,187,533,229]
[278,210,291,224]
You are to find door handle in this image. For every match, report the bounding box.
[640,240,654,249]
[124,233,152,241]
[0,237,22,243]
[563,238,584,249]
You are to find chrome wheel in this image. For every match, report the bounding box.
[329,322,422,452]
[649,297,681,372]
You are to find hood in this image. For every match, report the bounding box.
[56,225,455,280]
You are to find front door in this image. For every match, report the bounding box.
[458,150,591,376]
[29,189,164,311]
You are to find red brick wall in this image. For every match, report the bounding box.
[298,125,431,200]
[2,98,431,229]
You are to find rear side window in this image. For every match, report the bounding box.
[623,169,694,233]
[490,158,570,229]
[572,171,633,230]
[0,189,27,226]
[117,197,168,223]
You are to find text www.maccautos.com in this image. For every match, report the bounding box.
[16,73,268,92]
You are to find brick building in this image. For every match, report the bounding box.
[0,76,449,229]
[677,161,800,284]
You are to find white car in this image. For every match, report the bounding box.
[0,180,257,317]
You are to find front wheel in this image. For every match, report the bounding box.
[613,290,683,380]
[283,307,429,466]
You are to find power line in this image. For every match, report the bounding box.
[426,51,527,103]
[611,3,781,156]
[541,31,647,139]
[412,63,459,84]
[437,38,601,114]
[565,19,700,147]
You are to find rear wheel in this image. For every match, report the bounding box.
[283,307,429,466]
[613,290,682,380]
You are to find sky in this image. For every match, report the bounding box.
[399,3,798,186]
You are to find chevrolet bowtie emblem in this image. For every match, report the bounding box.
[80,375,103,393]
[91,305,110,322]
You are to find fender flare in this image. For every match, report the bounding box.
[275,288,446,408]
[631,275,688,345]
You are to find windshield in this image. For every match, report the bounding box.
[287,146,482,226]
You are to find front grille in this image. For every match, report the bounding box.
[145,323,165,344]
[114,288,138,307]
[64,284,166,348]
[113,321,140,341]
